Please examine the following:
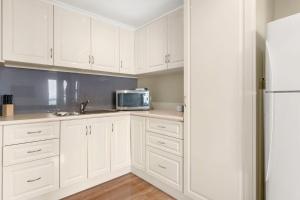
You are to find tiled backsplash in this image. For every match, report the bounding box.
[0,67,137,114]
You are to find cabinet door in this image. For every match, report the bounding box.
[135,27,148,74]
[167,8,184,69]
[88,118,111,179]
[3,0,53,65]
[131,116,146,171]
[91,19,120,73]
[147,17,168,72]
[111,116,131,172]
[120,28,135,74]
[60,120,88,188]
[54,6,91,69]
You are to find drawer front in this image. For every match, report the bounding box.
[4,121,60,146]
[147,132,183,156]
[146,147,183,191]
[146,118,183,139]
[3,157,59,200]
[3,139,59,166]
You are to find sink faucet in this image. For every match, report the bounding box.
[80,100,90,114]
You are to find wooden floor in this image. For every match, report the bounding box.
[62,173,175,200]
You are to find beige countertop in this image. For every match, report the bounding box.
[0,110,184,125]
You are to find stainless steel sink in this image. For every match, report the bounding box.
[80,109,118,115]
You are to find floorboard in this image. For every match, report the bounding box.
[62,173,175,200]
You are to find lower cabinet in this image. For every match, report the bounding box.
[3,157,59,200]
[146,147,183,191]
[60,116,131,188]
[131,116,146,171]
[60,119,88,188]
[111,116,131,172]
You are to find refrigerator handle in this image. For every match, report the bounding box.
[265,92,274,182]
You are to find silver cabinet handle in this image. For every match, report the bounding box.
[27,149,42,154]
[27,177,41,183]
[89,55,91,64]
[158,164,167,169]
[89,125,92,135]
[167,54,171,63]
[86,126,88,136]
[157,125,166,129]
[92,56,95,64]
[50,48,53,59]
[120,60,123,68]
[165,55,168,63]
[157,141,166,145]
[27,131,42,135]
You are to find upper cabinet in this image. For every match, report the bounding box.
[135,27,148,74]
[135,8,184,74]
[3,0,53,65]
[120,28,135,74]
[54,6,91,69]
[167,9,184,69]
[91,19,120,73]
[147,17,168,72]
[1,1,182,75]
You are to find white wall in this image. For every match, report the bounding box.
[137,71,184,110]
[274,0,300,19]
[256,0,274,199]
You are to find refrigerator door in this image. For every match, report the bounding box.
[266,13,300,92]
[266,93,300,200]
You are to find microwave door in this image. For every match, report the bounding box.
[117,92,150,110]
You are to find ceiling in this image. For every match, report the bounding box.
[56,0,183,28]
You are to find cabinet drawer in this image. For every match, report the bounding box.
[3,139,59,166]
[4,121,60,146]
[146,118,183,139]
[147,132,183,156]
[3,157,59,200]
[146,147,183,191]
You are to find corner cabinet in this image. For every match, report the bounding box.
[120,28,135,74]
[131,116,146,171]
[54,6,91,69]
[3,0,54,65]
[91,19,120,73]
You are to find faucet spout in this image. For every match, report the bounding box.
[80,100,90,114]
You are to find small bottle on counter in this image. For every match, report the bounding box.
[2,95,14,117]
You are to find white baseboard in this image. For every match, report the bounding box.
[32,167,131,200]
[131,167,192,200]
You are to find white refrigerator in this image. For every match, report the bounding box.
[265,13,300,200]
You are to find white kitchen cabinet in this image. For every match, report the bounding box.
[3,0,53,65]
[135,27,148,74]
[60,119,88,188]
[91,19,120,73]
[88,118,111,179]
[111,116,131,172]
[167,8,184,69]
[147,17,168,72]
[3,157,59,200]
[131,116,146,171]
[184,0,251,199]
[120,28,135,74]
[54,6,91,69]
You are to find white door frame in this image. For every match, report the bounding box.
[184,0,257,199]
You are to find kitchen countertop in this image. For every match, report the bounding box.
[0,110,184,125]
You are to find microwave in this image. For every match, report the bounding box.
[116,89,150,111]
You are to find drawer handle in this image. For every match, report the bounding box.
[27,177,41,183]
[27,149,42,154]
[157,141,166,145]
[27,131,42,135]
[158,164,167,169]
[157,125,166,129]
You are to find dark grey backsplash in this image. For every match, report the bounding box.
[0,67,137,114]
